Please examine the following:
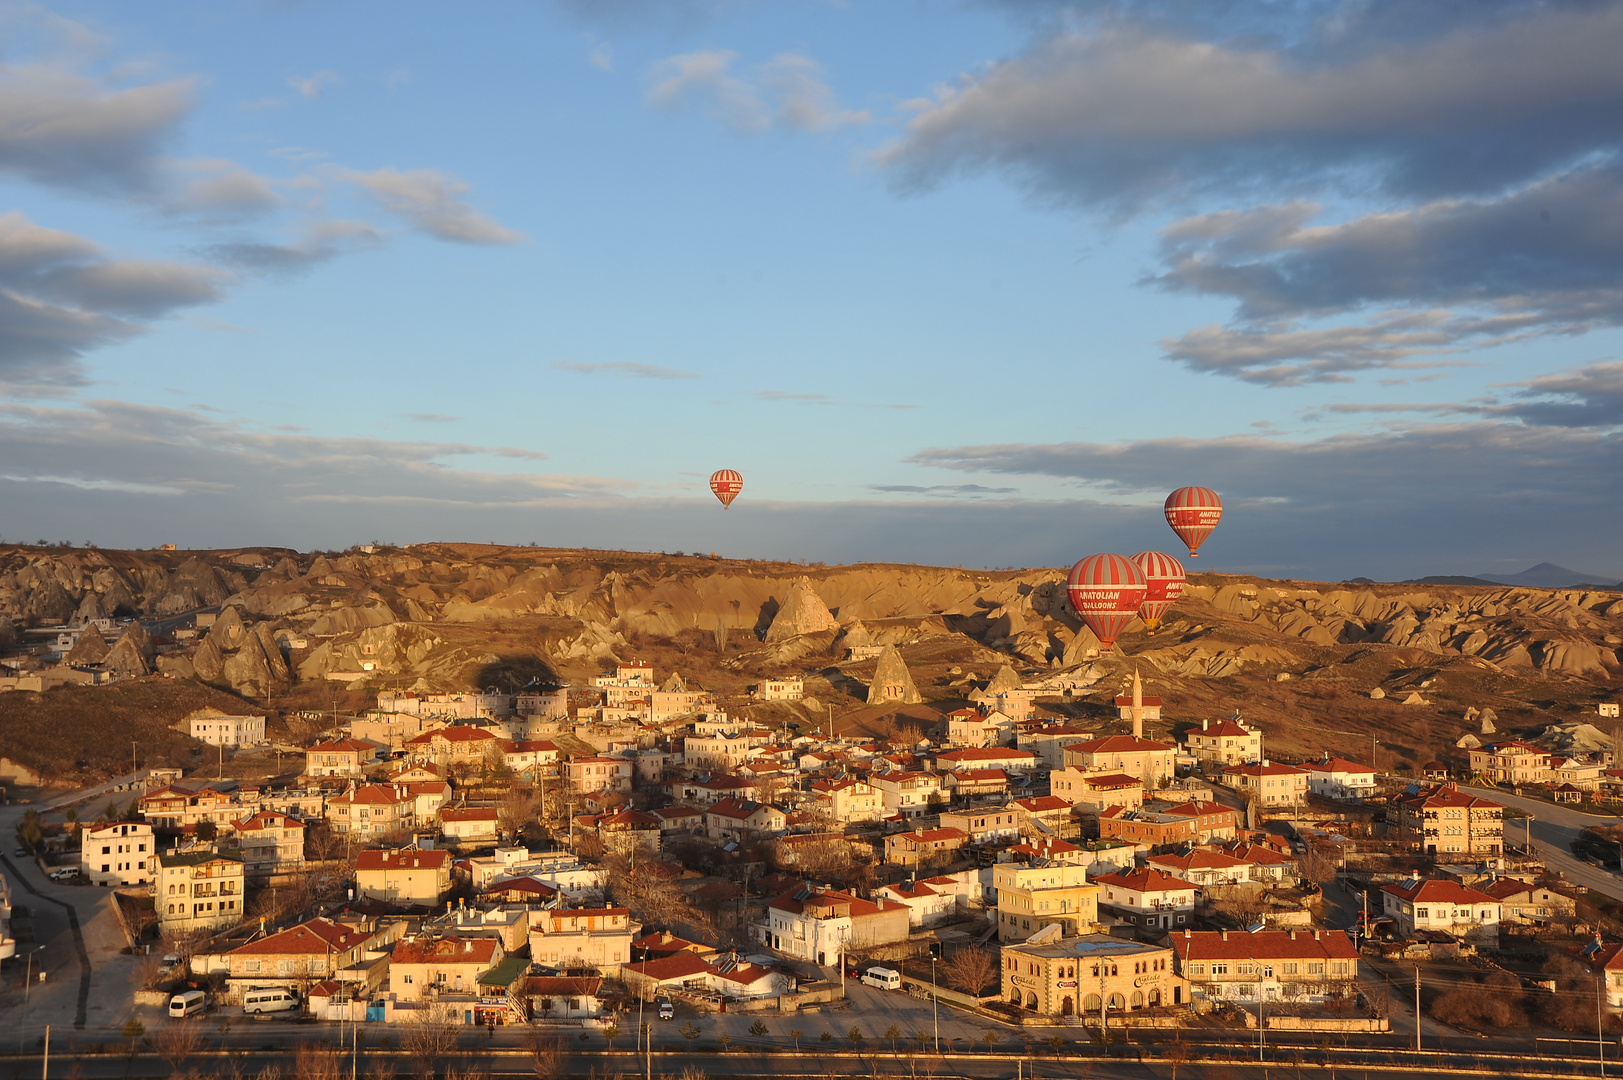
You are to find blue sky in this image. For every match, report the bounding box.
[2,0,1621,581]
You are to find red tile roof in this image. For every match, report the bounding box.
[355,849,451,871]
[227,918,369,956]
[1172,929,1357,962]
[392,935,500,965]
[1381,879,1501,905]
[1096,868,1197,893]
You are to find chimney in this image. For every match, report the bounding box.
[1313,930,1321,940]
[1202,718,1209,731]
[1220,930,1228,941]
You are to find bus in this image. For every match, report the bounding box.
[168,990,207,1018]
[241,987,299,1015]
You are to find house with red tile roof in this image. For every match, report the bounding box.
[759,886,910,964]
[942,767,1009,799]
[220,916,398,997]
[439,806,500,844]
[1305,756,1376,801]
[936,746,1040,774]
[1181,716,1263,769]
[883,826,968,868]
[355,847,452,906]
[1171,928,1359,1003]
[1051,770,1144,812]
[808,777,882,822]
[1094,868,1198,935]
[1381,877,1502,941]
[389,934,505,1001]
[1218,761,1308,807]
[876,880,956,926]
[1062,735,1177,786]
[703,798,787,842]
[230,809,304,876]
[403,725,501,766]
[1146,848,1253,887]
[303,738,380,778]
[1392,783,1505,856]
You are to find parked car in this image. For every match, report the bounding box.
[656,997,674,1020]
[12,848,26,857]
[48,867,80,881]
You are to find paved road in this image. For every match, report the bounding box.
[1460,785,1623,901]
[0,773,150,1042]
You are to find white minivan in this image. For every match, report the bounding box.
[168,990,207,1018]
[860,966,902,991]
[242,987,299,1015]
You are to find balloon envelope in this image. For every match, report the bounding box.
[1131,550,1186,632]
[1164,486,1222,557]
[710,469,743,509]
[1066,553,1148,652]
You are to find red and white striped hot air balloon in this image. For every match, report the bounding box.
[1066,553,1148,653]
[709,469,743,509]
[1131,550,1186,633]
[1164,486,1222,557]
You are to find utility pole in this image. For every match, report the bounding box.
[1414,967,1421,1052]
[931,954,939,1052]
[41,1025,48,1080]
[1600,973,1607,1079]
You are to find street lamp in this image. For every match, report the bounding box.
[19,946,44,1052]
[930,954,939,1052]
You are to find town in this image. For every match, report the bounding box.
[6,582,1623,1079]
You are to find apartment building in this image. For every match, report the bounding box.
[1220,761,1308,808]
[869,770,944,819]
[156,848,246,935]
[993,860,1099,943]
[80,822,154,886]
[354,848,452,906]
[1468,741,1553,785]
[231,810,305,876]
[1182,717,1263,769]
[528,906,637,973]
[1305,756,1377,801]
[1093,868,1197,935]
[1393,782,1505,856]
[303,738,378,778]
[884,826,968,869]
[759,886,910,966]
[1381,878,1502,941]
[1171,928,1359,1003]
[1063,736,1177,787]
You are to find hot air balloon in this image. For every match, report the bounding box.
[709,469,743,509]
[1164,486,1222,557]
[1131,550,1186,633]
[1066,553,1148,653]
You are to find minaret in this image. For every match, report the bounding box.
[1131,668,1144,740]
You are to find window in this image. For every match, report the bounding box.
[1211,963,1228,975]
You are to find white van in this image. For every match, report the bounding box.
[242,987,299,1015]
[860,966,902,991]
[168,990,207,1018]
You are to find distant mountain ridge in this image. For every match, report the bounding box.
[1476,562,1621,588]
[1396,563,1622,589]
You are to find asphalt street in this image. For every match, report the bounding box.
[0,773,150,1042]
[1460,785,1623,901]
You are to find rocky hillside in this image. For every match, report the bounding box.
[0,543,1618,775]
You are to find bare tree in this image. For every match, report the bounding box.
[152,1020,205,1074]
[294,1043,342,1080]
[942,946,995,997]
[401,1003,460,1080]
[526,1030,566,1080]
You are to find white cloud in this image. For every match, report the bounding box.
[288,70,339,99]
[344,167,523,245]
[646,50,867,135]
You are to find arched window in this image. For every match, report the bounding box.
[1107,992,1125,1010]
[1130,991,1144,1009]
[1083,993,1102,1012]
[1026,991,1038,1010]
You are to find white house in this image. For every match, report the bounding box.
[1305,757,1377,802]
[1093,868,1198,935]
[944,709,1016,748]
[187,710,266,748]
[875,882,956,927]
[80,822,154,886]
[751,678,804,702]
[1381,878,1502,942]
